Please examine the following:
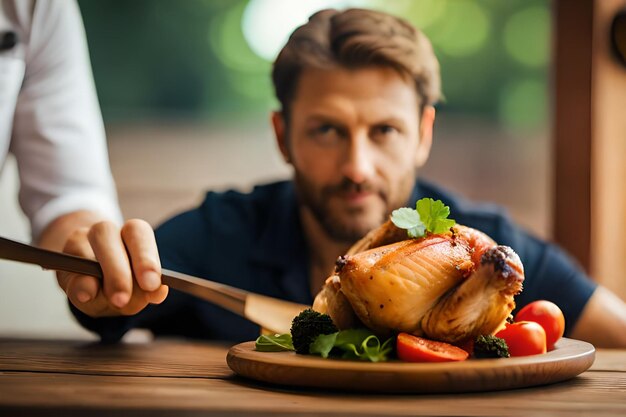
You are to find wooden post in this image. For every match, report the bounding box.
[554,0,626,300]
[590,0,626,299]
[553,0,594,272]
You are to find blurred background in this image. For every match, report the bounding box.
[0,0,553,338]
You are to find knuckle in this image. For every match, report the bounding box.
[63,227,90,253]
[87,221,118,241]
[122,218,150,235]
[135,259,160,273]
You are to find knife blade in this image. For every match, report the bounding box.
[0,236,308,334]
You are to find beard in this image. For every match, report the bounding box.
[293,170,416,244]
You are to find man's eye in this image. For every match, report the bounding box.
[317,125,337,135]
[371,125,399,141]
[377,125,397,134]
[310,124,341,145]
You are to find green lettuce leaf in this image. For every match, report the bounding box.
[309,329,394,362]
[309,332,338,358]
[255,333,295,352]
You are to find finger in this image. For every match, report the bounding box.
[63,227,96,258]
[88,221,133,309]
[56,272,72,293]
[66,274,100,304]
[113,280,158,316]
[146,285,169,305]
[121,219,161,292]
[57,227,95,292]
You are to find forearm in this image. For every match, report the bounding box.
[13,0,122,248]
[36,209,109,251]
[570,286,626,348]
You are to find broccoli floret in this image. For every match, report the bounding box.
[290,309,338,354]
[473,335,510,359]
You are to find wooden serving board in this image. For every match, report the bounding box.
[226,338,595,393]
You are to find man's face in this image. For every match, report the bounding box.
[274,66,434,243]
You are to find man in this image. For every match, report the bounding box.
[63,9,626,347]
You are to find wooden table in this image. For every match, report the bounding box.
[0,338,624,416]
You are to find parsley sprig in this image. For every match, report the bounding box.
[391,198,456,238]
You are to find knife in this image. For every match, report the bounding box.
[0,236,308,334]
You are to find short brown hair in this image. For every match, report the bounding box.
[272,8,441,117]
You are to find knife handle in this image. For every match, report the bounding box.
[0,236,103,277]
[0,235,308,333]
[0,235,247,315]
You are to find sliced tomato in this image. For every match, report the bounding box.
[515,300,565,350]
[495,321,547,357]
[396,333,469,362]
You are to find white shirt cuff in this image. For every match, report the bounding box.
[30,192,123,242]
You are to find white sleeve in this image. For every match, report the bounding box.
[9,0,122,241]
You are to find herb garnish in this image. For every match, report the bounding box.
[255,329,394,362]
[391,198,456,238]
[255,333,295,352]
[309,328,394,362]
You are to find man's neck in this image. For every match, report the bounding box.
[299,208,352,296]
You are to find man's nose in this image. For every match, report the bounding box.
[341,133,375,184]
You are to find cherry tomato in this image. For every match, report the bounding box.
[397,333,469,362]
[495,322,547,357]
[515,300,565,350]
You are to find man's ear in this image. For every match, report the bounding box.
[271,111,290,163]
[415,106,435,168]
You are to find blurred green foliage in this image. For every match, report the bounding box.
[78,0,549,130]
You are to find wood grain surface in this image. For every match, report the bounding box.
[0,338,232,378]
[227,338,595,393]
[0,338,624,417]
[0,370,624,417]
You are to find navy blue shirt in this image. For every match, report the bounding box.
[73,179,597,342]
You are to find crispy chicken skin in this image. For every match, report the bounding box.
[420,245,524,343]
[313,221,525,344]
[312,275,360,330]
[338,236,474,336]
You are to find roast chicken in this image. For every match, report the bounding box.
[313,220,525,344]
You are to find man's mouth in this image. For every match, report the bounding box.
[326,179,378,205]
[340,189,375,204]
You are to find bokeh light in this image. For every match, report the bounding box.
[207,1,272,106]
[209,2,265,72]
[242,0,370,62]
[420,1,490,57]
[503,6,550,68]
[78,0,551,129]
[499,78,547,129]
[400,0,448,30]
